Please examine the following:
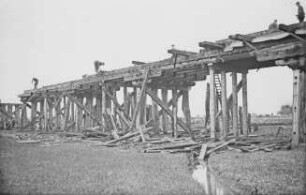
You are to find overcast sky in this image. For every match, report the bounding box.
[0,0,302,116]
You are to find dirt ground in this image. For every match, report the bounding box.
[0,136,204,195]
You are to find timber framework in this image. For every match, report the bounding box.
[1,22,305,147]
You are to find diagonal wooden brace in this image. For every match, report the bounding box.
[67,95,104,128]
[127,69,150,141]
[145,88,194,139]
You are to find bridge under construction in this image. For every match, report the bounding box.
[0,21,305,147]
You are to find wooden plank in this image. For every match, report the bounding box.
[209,66,216,139]
[128,69,150,142]
[204,83,210,129]
[221,71,228,141]
[198,143,208,160]
[106,126,153,144]
[232,72,239,137]
[145,88,193,138]
[67,95,104,127]
[161,88,169,133]
[242,73,248,136]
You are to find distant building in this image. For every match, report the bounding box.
[277,105,292,116]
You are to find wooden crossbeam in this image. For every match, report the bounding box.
[167,49,197,57]
[198,41,225,51]
[67,95,104,127]
[229,34,258,51]
[132,61,146,66]
[145,88,194,138]
[279,24,305,42]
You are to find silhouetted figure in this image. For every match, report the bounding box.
[94,60,104,74]
[32,77,38,89]
[268,19,278,30]
[296,2,305,22]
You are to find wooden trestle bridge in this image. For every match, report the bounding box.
[1,22,305,146]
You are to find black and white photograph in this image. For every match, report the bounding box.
[0,0,305,194]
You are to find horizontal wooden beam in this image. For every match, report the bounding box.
[167,49,197,57]
[198,41,225,50]
[132,61,146,66]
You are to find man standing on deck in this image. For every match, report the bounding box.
[32,77,39,89]
[296,2,305,22]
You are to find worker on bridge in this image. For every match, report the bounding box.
[94,60,104,74]
[296,2,305,22]
[32,77,39,90]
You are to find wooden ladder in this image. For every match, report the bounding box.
[213,74,222,105]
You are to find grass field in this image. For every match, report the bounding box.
[209,125,306,195]
[0,137,204,195]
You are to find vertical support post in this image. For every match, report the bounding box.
[140,93,147,124]
[182,88,191,132]
[292,69,304,146]
[161,88,169,133]
[71,99,75,126]
[221,70,228,140]
[123,86,129,131]
[31,101,37,130]
[39,100,44,130]
[152,88,160,133]
[132,87,137,116]
[209,66,216,139]
[15,105,21,129]
[242,72,248,136]
[172,88,178,138]
[55,97,61,131]
[48,98,53,131]
[123,86,129,116]
[112,87,117,122]
[232,72,239,137]
[96,93,102,129]
[136,87,142,129]
[63,96,70,131]
[44,96,48,132]
[21,104,27,130]
[86,94,93,128]
[101,85,107,128]
[77,95,83,131]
